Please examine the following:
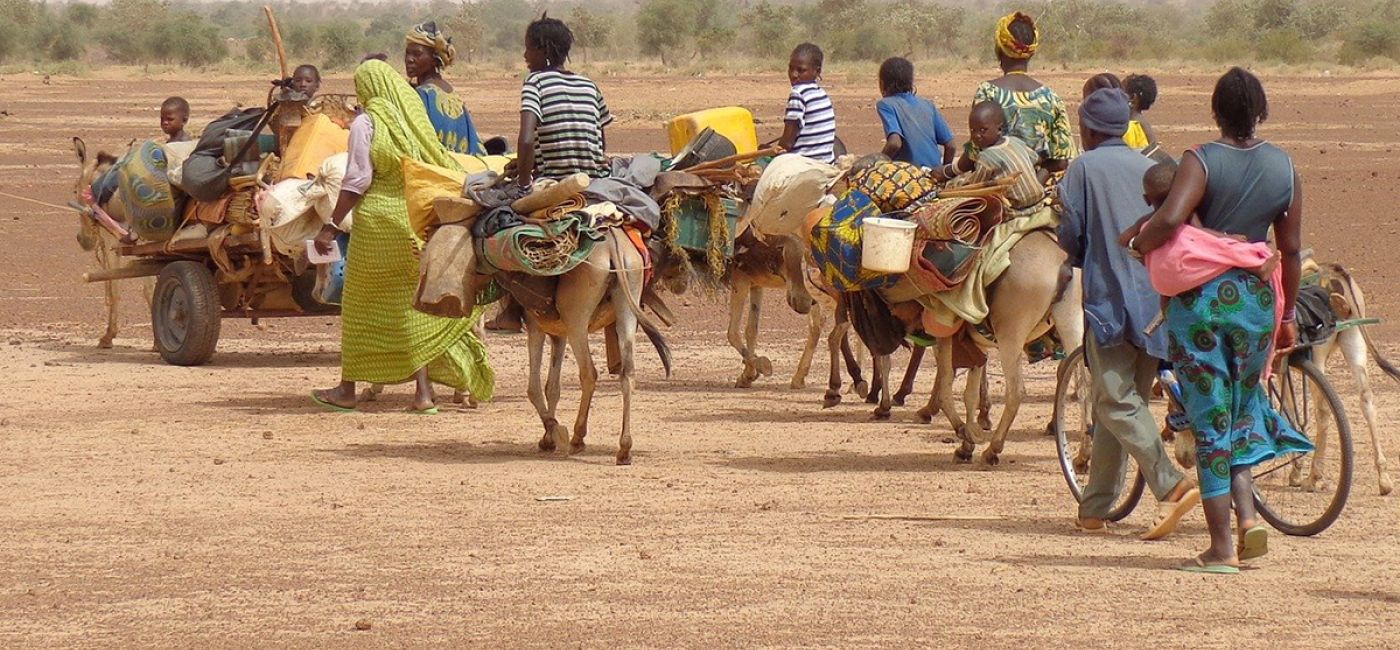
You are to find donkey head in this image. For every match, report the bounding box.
[71,137,118,251]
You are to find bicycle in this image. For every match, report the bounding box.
[1052,342,1353,536]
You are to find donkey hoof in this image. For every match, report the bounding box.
[853,381,870,399]
[616,453,632,466]
[978,416,994,432]
[755,356,774,376]
[735,375,755,389]
[954,447,974,463]
[1379,474,1394,496]
[538,434,556,452]
[981,449,1001,466]
[822,392,842,409]
[570,440,587,454]
[915,407,935,424]
[789,378,807,390]
[893,392,909,407]
[871,406,891,421]
[97,338,114,350]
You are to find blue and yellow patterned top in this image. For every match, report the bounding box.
[964,81,1076,164]
[416,83,483,155]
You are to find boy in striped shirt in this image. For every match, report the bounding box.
[515,15,613,185]
[777,43,837,164]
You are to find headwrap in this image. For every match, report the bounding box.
[406,21,456,70]
[353,59,461,174]
[1078,88,1131,137]
[995,12,1039,60]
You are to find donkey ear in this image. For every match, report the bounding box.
[73,137,87,163]
[96,152,118,167]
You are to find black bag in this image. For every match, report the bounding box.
[180,107,266,202]
[1294,284,1337,347]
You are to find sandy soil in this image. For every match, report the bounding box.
[1,68,1398,648]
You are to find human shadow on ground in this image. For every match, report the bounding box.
[1308,588,1400,604]
[323,438,629,465]
[195,390,527,415]
[52,341,340,369]
[715,450,1049,474]
[986,551,1177,571]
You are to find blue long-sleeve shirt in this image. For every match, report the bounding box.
[1057,138,1166,358]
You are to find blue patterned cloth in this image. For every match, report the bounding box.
[1166,269,1314,499]
[417,84,482,155]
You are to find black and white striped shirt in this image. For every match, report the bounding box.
[784,82,836,164]
[521,69,614,179]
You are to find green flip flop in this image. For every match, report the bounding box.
[310,391,355,413]
[1239,525,1269,561]
[1178,557,1240,575]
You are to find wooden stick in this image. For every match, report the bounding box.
[681,146,783,172]
[263,6,289,79]
[83,262,166,283]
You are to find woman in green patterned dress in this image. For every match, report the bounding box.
[310,59,493,414]
[945,11,1075,178]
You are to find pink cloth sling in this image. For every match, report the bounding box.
[1145,223,1285,380]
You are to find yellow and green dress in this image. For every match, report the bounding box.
[965,81,1077,164]
[341,60,493,399]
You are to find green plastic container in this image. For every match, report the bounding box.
[675,196,742,256]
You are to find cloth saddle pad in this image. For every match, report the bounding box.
[1295,284,1337,347]
[909,240,981,293]
[846,161,937,213]
[809,189,898,292]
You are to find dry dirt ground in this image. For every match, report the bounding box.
[1,68,1399,647]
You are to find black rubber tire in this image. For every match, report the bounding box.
[1053,346,1144,522]
[151,261,221,366]
[1254,357,1353,537]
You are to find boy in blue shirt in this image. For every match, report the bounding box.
[876,57,954,169]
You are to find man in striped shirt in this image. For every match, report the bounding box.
[778,43,837,164]
[515,16,612,185]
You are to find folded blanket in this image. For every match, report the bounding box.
[476,213,604,276]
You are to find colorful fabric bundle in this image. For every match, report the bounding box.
[113,140,177,241]
[845,161,937,213]
[476,213,603,276]
[809,189,899,292]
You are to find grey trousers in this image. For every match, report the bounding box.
[1078,332,1186,519]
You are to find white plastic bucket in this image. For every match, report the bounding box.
[861,217,917,274]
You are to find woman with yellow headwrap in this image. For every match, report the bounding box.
[309,59,493,414]
[405,20,484,155]
[944,11,1075,178]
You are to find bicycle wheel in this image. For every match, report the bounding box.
[1253,356,1353,536]
[1053,346,1144,521]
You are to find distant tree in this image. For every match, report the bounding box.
[285,24,317,59]
[741,1,793,59]
[1339,20,1400,65]
[570,6,612,61]
[1253,0,1297,31]
[1294,3,1343,40]
[1205,0,1254,38]
[0,21,18,62]
[65,3,99,28]
[319,20,365,70]
[446,3,489,63]
[637,0,697,65]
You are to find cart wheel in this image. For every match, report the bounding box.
[151,261,221,366]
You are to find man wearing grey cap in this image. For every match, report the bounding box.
[1058,88,1200,538]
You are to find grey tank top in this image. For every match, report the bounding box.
[1191,141,1295,243]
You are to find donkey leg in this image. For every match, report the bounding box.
[844,335,870,398]
[964,365,987,444]
[525,325,561,452]
[1341,330,1393,495]
[728,279,761,388]
[610,294,640,465]
[894,346,924,407]
[792,300,825,389]
[97,245,118,349]
[823,295,849,408]
[934,340,974,462]
[566,323,598,456]
[871,354,892,420]
[978,370,993,432]
[982,343,1024,466]
[745,287,773,378]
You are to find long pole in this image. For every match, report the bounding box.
[263,6,289,79]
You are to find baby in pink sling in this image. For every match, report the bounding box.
[1138,161,1286,376]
